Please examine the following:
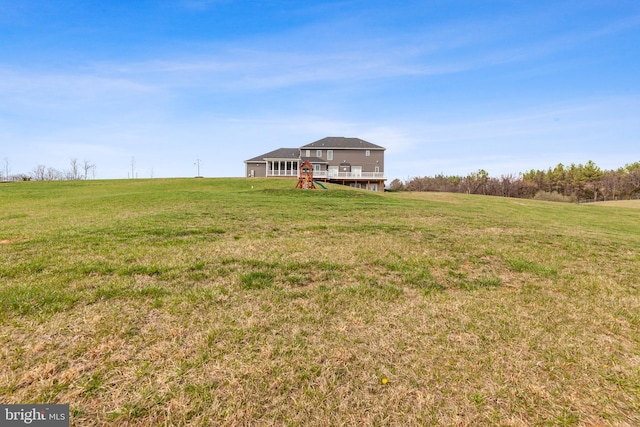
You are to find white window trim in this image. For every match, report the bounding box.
[327,150,333,160]
[316,149,322,157]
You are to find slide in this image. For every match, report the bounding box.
[313,180,328,190]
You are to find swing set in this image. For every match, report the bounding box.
[295,160,316,189]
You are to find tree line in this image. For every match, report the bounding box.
[390,161,640,202]
[1,158,96,182]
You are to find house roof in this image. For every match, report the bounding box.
[300,137,384,150]
[301,156,327,164]
[245,148,299,162]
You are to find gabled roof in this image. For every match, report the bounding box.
[300,137,384,150]
[245,148,299,163]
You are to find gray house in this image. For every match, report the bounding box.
[244,137,386,191]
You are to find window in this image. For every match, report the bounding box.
[316,149,322,157]
[305,150,311,157]
[365,150,370,157]
[375,166,380,173]
[327,150,333,161]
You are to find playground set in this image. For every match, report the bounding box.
[296,160,327,190]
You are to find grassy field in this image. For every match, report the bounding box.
[594,200,640,209]
[1,178,639,426]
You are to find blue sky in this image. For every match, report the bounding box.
[1,0,639,181]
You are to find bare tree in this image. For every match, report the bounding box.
[461,170,489,194]
[3,157,9,182]
[502,174,524,198]
[46,167,62,181]
[626,162,640,197]
[69,158,81,180]
[82,160,96,180]
[388,178,404,191]
[600,170,623,201]
[32,165,47,181]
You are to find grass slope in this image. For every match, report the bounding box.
[1,179,639,426]
[594,200,640,209]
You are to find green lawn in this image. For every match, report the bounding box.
[1,178,639,426]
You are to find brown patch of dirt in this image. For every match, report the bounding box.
[0,239,26,245]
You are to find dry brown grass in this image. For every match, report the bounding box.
[594,200,640,209]
[0,238,26,245]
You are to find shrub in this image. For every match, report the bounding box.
[533,191,576,203]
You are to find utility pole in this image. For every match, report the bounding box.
[194,158,201,177]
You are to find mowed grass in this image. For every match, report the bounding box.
[595,200,640,209]
[1,178,639,426]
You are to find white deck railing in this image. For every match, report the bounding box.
[312,171,386,179]
[266,171,298,177]
[267,170,386,179]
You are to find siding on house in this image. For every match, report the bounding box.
[245,137,386,191]
[309,148,384,174]
[245,162,266,178]
[244,148,299,178]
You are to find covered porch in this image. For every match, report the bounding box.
[265,159,300,177]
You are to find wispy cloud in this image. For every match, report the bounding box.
[0,67,155,112]
[73,8,640,95]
